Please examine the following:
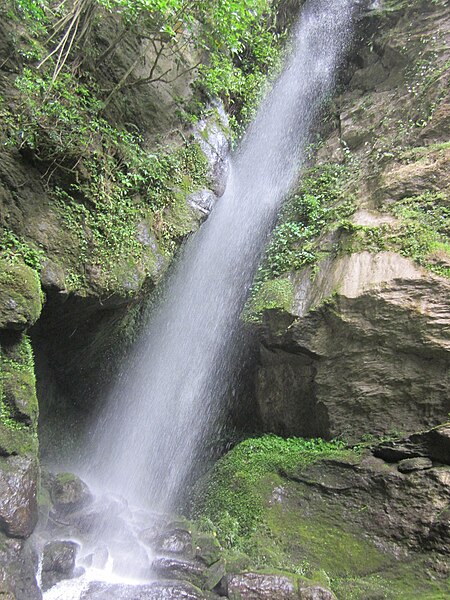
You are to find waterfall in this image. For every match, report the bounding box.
[82,0,357,519]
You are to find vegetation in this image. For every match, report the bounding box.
[6,0,284,131]
[0,230,45,272]
[244,164,355,321]
[0,0,285,295]
[195,435,351,548]
[0,333,38,456]
[342,191,450,278]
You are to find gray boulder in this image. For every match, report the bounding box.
[41,540,79,591]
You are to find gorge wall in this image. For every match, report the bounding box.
[248,0,450,443]
[0,0,449,598]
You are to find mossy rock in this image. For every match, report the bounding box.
[195,436,450,598]
[0,260,43,330]
[0,332,38,437]
[0,422,38,457]
[1,370,38,426]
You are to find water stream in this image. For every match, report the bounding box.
[43,0,362,594]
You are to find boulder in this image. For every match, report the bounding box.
[194,533,222,566]
[0,534,42,600]
[80,580,208,599]
[41,540,79,591]
[151,556,207,589]
[225,572,298,600]
[298,586,336,600]
[0,456,38,538]
[50,473,93,516]
[152,527,193,557]
[0,260,43,331]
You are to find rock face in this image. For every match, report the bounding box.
[250,0,450,443]
[197,428,450,598]
[255,253,450,441]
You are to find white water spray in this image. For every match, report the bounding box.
[81,0,359,511]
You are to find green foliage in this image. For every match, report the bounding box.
[95,0,283,133]
[197,3,284,134]
[260,165,354,279]
[245,164,355,321]
[0,229,45,272]
[12,0,47,20]
[195,435,348,549]
[0,335,35,432]
[343,191,450,278]
[3,65,209,292]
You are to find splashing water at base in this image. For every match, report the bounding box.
[44,0,363,592]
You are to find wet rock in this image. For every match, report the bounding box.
[194,533,222,566]
[80,580,208,599]
[188,190,217,219]
[152,556,207,588]
[0,260,43,331]
[0,456,38,538]
[204,559,226,591]
[298,586,336,600]
[398,457,433,473]
[193,102,230,197]
[226,572,297,600]
[50,473,93,516]
[41,540,79,591]
[152,527,193,557]
[0,535,42,600]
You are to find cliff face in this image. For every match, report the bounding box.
[0,1,232,595]
[251,0,450,442]
[0,0,449,598]
[190,3,450,597]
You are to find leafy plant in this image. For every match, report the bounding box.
[245,164,355,321]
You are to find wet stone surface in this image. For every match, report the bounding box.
[79,580,214,599]
[41,540,80,592]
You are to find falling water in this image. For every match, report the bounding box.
[81,0,360,511]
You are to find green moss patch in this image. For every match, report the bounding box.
[194,436,354,548]
[0,334,38,456]
[194,436,450,598]
[0,259,43,329]
[341,191,450,277]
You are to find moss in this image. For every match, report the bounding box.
[0,259,43,329]
[244,278,294,322]
[341,191,450,277]
[245,163,355,322]
[195,436,450,599]
[0,334,38,456]
[194,436,354,548]
[330,557,450,599]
